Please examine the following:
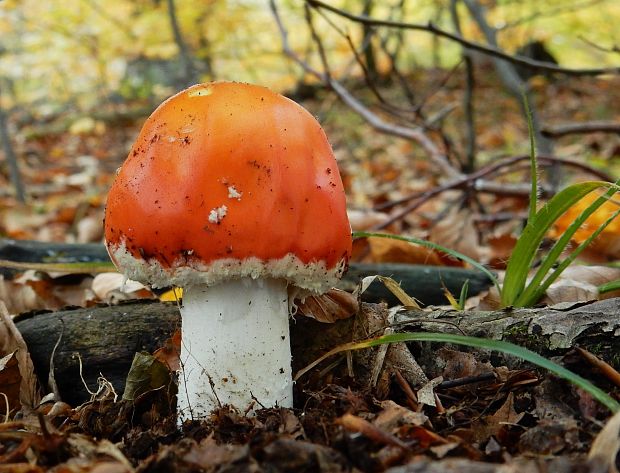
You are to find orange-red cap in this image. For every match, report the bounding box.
[104,82,351,292]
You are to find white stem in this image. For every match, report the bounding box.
[177,278,293,422]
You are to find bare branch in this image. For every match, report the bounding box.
[270,0,461,180]
[542,121,620,138]
[307,0,620,77]
[372,153,613,229]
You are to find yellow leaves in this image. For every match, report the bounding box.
[159,287,183,302]
[552,193,620,258]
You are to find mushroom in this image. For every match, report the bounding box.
[104,82,352,422]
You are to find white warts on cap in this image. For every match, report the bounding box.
[208,205,228,223]
[227,186,242,200]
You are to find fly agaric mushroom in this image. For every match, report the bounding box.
[104,82,351,422]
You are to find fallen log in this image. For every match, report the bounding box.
[0,239,492,305]
[14,298,620,406]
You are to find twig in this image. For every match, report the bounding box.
[307,0,620,77]
[48,320,64,402]
[371,153,612,229]
[376,154,613,212]
[270,0,461,180]
[542,121,620,138]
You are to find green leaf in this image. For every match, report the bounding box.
[0,259,116,274]
[122,351,171,401]
[599,279,620,294]
[295,332,620,413]
[523,92,538,224]
[518,205,620,307]
[501,181,613,307]
[514,181,616,307]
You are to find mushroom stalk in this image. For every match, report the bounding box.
[177,278,293,421]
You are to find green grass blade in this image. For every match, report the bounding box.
[458,279,470,310]
[599,279,620,294]
[515,184,619,306]
[295,332,620,413]
[0,259,116,274]
[352,231,499,291]
[501,181,612,307]
[519,206,620,307]
[523,92,538,223]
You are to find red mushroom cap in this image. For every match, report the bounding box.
[104,82,351,292]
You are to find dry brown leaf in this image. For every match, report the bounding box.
[542,265,620,305]
[471,392,523,443]
[429,206,487,262]
[0,351,21,416]
[368,235,443,265]
[295,288,358,323]
[92,273,151,301]
[417,376,443,407]
[0,275,42,315]
[588,409,620,473]
[487,233,518,269]
[374,400,428,432]
[347,209,391,231]
[76,214,103,243]
[0,302,40,410]
[153,329,181,372]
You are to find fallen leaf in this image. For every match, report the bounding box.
[0,351,21,416]
[368,235,443,265]
[92,272,151,301]
[122,352,171,401]
[295,288,358,322]
[542,266,620,305]
[471,393,523,443]
[0,302,40,410]
[417,376,443,407]
[0,275,41,314]
[589,409,620,472]
[429,206,487,263]
[552,192,620,259]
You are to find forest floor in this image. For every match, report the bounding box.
[1,70,620,472]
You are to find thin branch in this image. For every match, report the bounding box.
[307,0,620,77]
[542,121,620,138]
[372,153,613,230]
[449,0,476,172]
[271,0,461,180]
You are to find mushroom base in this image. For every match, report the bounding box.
[177,278,293,422]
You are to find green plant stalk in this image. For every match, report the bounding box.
[501,181,612,307]
[515,184,620,306]
[0,259,115,273]
[458,279,469,310]
[520,207,620,306]
[523,92,538,224]
[294,332,620,413]
[599,279,620,294]
[352,231,499,291]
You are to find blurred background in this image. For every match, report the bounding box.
[2,0,620,310]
